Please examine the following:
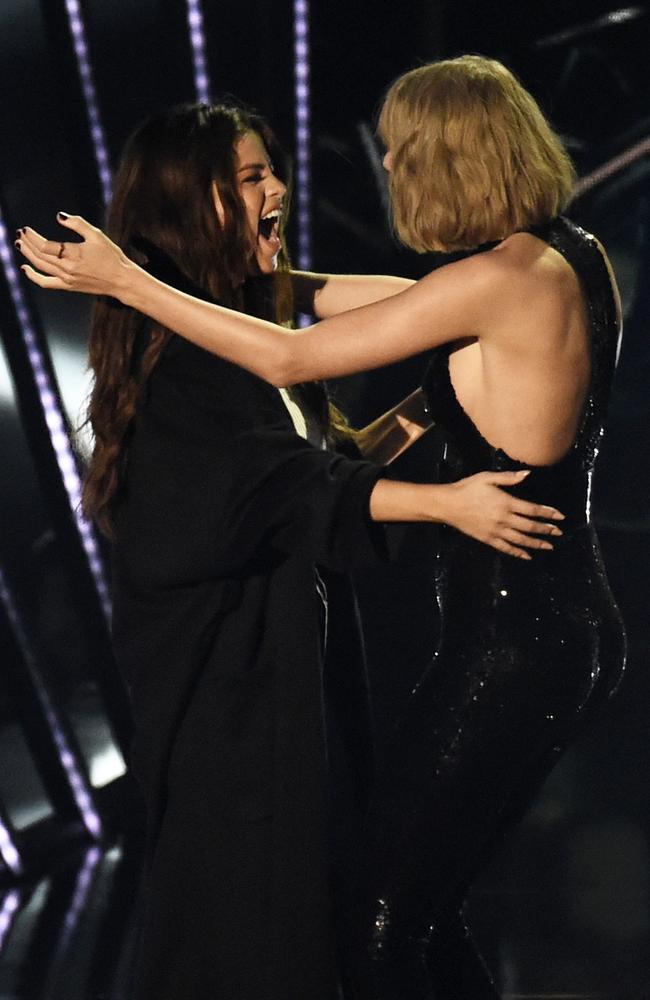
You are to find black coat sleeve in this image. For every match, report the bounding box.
[115,337,388,588]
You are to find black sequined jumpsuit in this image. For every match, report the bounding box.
[347,218,627,1000]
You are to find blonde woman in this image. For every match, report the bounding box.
[20,56,625,999]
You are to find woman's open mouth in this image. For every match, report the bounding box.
[258,209,281,254]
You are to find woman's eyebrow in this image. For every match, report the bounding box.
[237,161,267,172]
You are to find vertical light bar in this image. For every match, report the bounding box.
[293,0,312,273]
[186,0,212,104]
[62,0,112,205]
[0,568,102,840]
[33,6,113,616]
[0,890,22,951]
[0,826,21,878]
[0,211,112,623]
[293,0,313,326]
[51,846,102,961]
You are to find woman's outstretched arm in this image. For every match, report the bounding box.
[18,216,497,386]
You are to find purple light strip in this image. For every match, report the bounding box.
[35,848,103,996]
[0,210,112,623]
[0,890,22,951]
[186,0,212,104]
[0,568,102,839]
[53,845,102,958]
[63,0,112,204]
[0,824,21,878]
[294,0,312,277]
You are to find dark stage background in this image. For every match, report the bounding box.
[0,1,649,997]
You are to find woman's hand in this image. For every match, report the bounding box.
[16,215,135,299]
[439,470,564,559]
[369,469,564,559]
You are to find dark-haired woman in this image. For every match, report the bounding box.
[19,100,563,1000]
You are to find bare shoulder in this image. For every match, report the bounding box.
[487,231,583,313]
[439,234,560,303]
[422,235,562,295]
[391,231,586,349]
[415,242,513,302]
[400,238,553,344]
[492,231,575,285]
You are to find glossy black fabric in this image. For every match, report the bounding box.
[348,218,627,1000]
[111,332,386,1000]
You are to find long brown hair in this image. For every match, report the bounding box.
[83,103,295,535]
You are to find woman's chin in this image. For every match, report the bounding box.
[255,248,279,274]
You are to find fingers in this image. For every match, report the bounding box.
[489,514,561,560]
[20,264,67,290]
[490,538,532,561]
[484,472,566,522]
[19,227,68,260]
[512,499,565,521]
[500,527,554,551]
[15,210,96,263]
[20,226,81,265]
[509,513,563,537]
[56,211,97,240]
[489,469,531,485]
[17,237,67,279]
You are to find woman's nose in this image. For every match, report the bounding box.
[268,173,287,198]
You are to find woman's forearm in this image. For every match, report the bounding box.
[369,479,448,522]
[355,388,433,465]
[122,263,300,385]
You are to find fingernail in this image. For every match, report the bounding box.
[542,542,554,550]
[57,211,70,220]
[14,240,21,250]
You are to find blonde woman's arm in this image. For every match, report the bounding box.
[19,216,497,386]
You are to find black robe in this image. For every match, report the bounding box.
[111,332,386,999]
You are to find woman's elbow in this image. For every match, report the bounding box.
[265,359,296,388]
[263,338,311,387]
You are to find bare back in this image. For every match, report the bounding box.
[447,232,596,466]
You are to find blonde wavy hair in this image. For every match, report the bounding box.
[378,55,576,252]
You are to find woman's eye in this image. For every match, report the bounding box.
[243,172,264,184]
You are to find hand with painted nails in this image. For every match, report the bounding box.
[436,469,565,560]
[369,467,565,561]
[17,214,138,300]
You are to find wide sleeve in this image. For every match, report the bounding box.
[114,337,388,589]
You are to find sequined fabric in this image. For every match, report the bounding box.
[346,218,627,1000]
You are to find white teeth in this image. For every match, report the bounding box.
[261,209,280,221]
